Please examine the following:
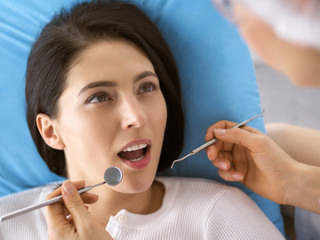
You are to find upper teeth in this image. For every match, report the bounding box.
[123,143,147,152]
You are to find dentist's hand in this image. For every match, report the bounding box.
[45,180,113,240]
[205,120,299,205]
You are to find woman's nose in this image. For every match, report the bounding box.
[119,97,146,130]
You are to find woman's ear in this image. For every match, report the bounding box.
[36,113,65,150]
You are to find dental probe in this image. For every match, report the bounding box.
[0,166,122,222]
[170,111,264,169]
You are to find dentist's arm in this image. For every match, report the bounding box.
[205,120,320,214]
[266,123,320,167]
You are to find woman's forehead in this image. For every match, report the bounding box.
[64,41,156,91]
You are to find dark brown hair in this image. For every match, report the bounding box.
[26,0,184,177]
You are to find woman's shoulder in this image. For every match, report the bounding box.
[0,181,62,240]
[159,177,275,214]
[158,176,241,197]
[157,177,249,209]
[157,177,284,239]
[0,181,62,210]
[157,177,271,220]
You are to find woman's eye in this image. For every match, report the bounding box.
[87,93,110,103]
[139,82,158,94]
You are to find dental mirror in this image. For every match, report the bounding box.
[104,166,123,186]
[0,166,122,222]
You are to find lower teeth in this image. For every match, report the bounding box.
[129,156,144,162]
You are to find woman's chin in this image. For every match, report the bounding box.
[115,174,154,194]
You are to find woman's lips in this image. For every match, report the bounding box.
[120,146,151,169]
[118,139,152,169]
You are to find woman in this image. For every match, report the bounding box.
[0,1,284,239]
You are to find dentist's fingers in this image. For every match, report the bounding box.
[206,141,225,160]
[206,120,262,139]
[60,181,112,239]
[205,120,235,155]
[60,181,95,230]
[46,181,86,200]
[46,180,112,240]
[46,181,99,203]
[211,156,232,171]
[46,181,97,225]
[218,168,244,182]
[205,120,262,160]
[210,152,244,181]
[209,150,233,168]
[66,205,89,225]
[211,123,265,154]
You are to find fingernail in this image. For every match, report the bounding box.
[232,173,243,181]
[218,162,227,169]
[63,181,75,195]
[214,129,226,135]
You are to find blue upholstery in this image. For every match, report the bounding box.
[0,0,284,235]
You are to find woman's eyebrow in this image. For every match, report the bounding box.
[78,71,157,96]
[78,81,116,96]
[134,71,158,83]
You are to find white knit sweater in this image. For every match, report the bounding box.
[0,177,284,239]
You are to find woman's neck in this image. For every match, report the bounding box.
[87,180,165,227]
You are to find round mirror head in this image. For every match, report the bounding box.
[104,167,122,186]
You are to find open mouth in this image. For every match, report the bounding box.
[118,143,149,162]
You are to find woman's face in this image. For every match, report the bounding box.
[53,40,167,194]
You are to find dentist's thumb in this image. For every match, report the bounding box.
[62,180,92,227]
